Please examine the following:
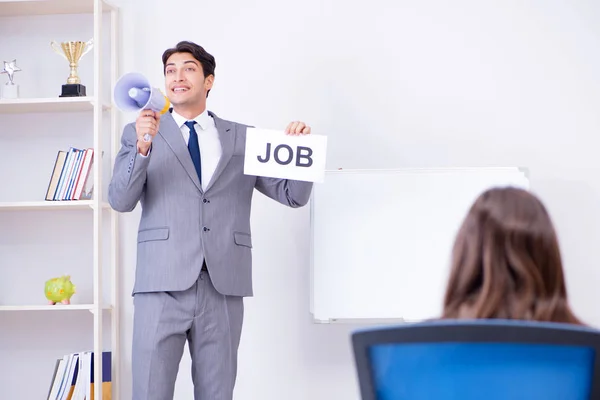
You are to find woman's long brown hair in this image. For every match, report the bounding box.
[442,186,582,324]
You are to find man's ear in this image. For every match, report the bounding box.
[205,75,214,90]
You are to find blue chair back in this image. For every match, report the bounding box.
[351,319,600,400]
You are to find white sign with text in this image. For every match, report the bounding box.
[243,128,328,183]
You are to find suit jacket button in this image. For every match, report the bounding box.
[203,199,207,203]
[203,227,209,232]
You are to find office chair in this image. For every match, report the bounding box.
[351,319,600,400]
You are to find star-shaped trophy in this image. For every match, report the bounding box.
[0,59,22,99]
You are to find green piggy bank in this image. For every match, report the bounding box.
[45,275,76,305]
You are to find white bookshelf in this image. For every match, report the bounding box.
[0,304,112,311]
[0,200,111,210]
[0,0,120,399]
[0,96,111,113]
[0,0,104,16]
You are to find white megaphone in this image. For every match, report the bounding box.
[113,72,171,142]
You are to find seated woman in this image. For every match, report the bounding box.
[441,186,582,324]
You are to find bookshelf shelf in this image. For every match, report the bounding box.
[0,0,115,17]
[0,200,111,210]
[0,304,113,312]
[0,97,111,114]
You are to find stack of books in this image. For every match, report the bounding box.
[45,147,95,201]
[46,350,111,400]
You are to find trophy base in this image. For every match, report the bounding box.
[59,84,86,97]
[1,84,19,99]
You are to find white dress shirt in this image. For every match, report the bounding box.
[140,109,222,191]
[171,109,222,190]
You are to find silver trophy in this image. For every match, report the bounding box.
[0,59,21,99]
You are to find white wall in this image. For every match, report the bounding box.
[2,0,600,398]
[112,0,600,399]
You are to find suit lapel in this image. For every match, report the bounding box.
[205,111,235,192]
[157,112,203,192]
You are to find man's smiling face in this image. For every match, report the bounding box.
[164,51,213,108]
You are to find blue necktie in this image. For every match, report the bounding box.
[185,121,202,183]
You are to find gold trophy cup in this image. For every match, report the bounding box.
[50,39,93,97]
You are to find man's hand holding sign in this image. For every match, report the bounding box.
[244,121,328,183]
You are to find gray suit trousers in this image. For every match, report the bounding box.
[131,269,244,400]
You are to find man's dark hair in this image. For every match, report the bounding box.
[162,41,216,97]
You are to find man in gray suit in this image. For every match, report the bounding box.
[108,40,313,400]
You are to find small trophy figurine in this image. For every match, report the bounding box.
[50,39,93,97]
[0,59,21,99]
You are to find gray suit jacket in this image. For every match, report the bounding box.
[108,110,313,297]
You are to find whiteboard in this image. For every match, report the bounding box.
[309,167,530,323]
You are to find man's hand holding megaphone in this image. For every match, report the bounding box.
[112,72,172,156]
[136,110,161,156]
